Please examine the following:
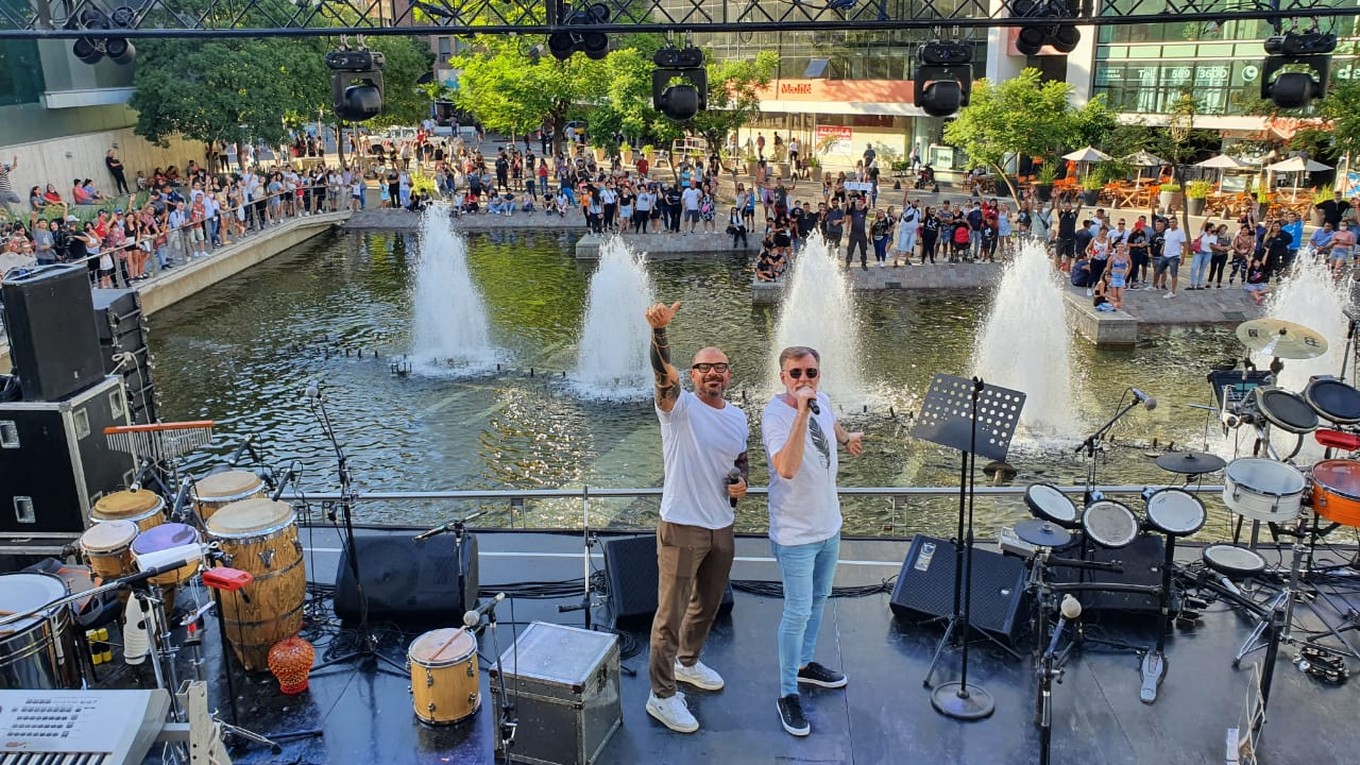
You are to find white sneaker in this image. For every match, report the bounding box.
[647,691,699,733]
[674,659,724,691]
[1164,291,1176,299]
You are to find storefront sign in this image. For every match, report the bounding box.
[816,125,854,153]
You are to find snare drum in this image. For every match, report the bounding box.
[1025,483,1079,528]
[91,489,165,532]
[205,499,305,671]
[1082,500,1139,549]
[1222,458,1306,523]
[131,523,202,588]
[1305,377,1360,426]
[408,627,480,725]
[1144,488,1206,537]
[1254,387,1319,435]
[0,573,80,690]
[1310,459,1360,527]
[79,520,139,583]
[194,471,266,521]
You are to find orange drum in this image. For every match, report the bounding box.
[1311,460,1360,527]
[91,490,165,532]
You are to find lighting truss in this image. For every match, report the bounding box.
[0,0,1355,39]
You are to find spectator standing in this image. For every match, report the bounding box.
[105,150,130,195]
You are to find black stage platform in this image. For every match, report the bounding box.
[93,527,1360,765]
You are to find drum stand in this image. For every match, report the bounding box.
[1235,523,1306,667]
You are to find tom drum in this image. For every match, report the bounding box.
[1025,483,1080,529]
[408,627,480,725]
[1082,500,1140,549]
[1310,459,1360,528]
[1144,488,1207,537]
[1222,458,1306,523]
[0,573,80,690]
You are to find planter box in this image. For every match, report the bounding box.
[1034,184,1053,202]
[1160,191,1183,212]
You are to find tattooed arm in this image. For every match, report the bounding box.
[645,301,682,413]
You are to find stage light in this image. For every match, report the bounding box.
[68,6,137,66]
[1012,0,1081,56]
[914,41,972,118]
[326,49,386,122]
[652,46,707,122]
[549,3,611,61]
[1261,30,1336,110]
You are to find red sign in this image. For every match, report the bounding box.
[757,79,917,105]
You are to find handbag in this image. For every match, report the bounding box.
[726,225,737,235]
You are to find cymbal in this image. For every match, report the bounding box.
[1236,319,1328,359]
[1156,451,1227,475]
[1014,519,1073,549]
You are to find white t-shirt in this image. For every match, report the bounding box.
[682,188,701,211]
[657,389,749,529]
[1163,228,1188,258]
[762,392,842,547]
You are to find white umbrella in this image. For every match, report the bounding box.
[1123,150,1167,167]
[1063,146,1112,163]
[1266,156,1332,173]
[1196,154,1248,188]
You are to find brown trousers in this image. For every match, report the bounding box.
[648,520,735,698]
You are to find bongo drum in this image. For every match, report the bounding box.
[79,520,139,584]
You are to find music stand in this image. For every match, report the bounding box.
[914,374,1024,720]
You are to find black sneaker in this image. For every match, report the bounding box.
[777,694,810,736]
[797,662,848,689]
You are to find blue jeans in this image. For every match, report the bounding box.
[771,533,840,697]
[1191,251,1211,286]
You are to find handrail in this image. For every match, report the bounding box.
[291,484,1224,502]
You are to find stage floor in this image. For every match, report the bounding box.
[95,526,1360,765]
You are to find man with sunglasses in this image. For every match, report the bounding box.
[763,346,862,737]
[643,300,750,734]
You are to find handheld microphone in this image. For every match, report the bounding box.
[1046,595,1082,657]
[807,396,820,415]
[1130,388,1158,411]
[463,592,506,628]
[726,468,742,509]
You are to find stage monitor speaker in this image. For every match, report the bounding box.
[1052,534,1165,613]
[890,534,1026,643]
[1,265,105,402]
[333,532,479,624]
[603,535,734,629]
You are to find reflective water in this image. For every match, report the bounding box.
[150,229,1256,538]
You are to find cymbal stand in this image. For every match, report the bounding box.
[1235,520,1306,667]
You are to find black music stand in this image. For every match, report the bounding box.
[914,374,1024,720]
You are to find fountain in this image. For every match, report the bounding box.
[1265,252,1349,391]
[411,210,500,373]
[771,233,867,402]
[973,240,1078,432]
[570,237,656,399]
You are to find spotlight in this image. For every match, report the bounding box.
[549,3,611,61]
[326,50,386,122]
[67,6,137,66]
[1012,0,1081,56]
[652,46,707,122]
[1261,30,1336,110]
[914,41,972,118]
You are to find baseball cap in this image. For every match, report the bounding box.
[65,214,78,222]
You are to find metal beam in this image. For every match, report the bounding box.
[0,0,1355,39]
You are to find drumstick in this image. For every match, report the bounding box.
[429,629,467,662]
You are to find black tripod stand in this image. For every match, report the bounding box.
[913,375,1025,720]
[305,384,405,677]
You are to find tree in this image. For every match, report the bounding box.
[943,68,1115,202]
[688,51,779,153]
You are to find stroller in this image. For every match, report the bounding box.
[915,165,939,192]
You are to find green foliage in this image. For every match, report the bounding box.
[1159,183,1182,193]
[1313,184,1336,204]
[1035,162,1059,184]
[687,51,779,150]
[943,69,1114,202]
[1316,79,1360,163]
[1186,180,1213,199]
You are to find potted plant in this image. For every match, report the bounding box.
[1186,179,1212,216]
[642,144,655,162]
[806,155,821,181]
[620,142,634,165]
[1159,183,1183,213]
[1312,185,1334,225]
[1034,162,1057,202]
[744,150,759,177]
[1080,173,1103,206]
[592,142,608,163]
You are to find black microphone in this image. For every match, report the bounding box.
[463,592,506,628]
[807,396,820,415]
[270,468,297,502]
[1046,595,1082,657]
[726,468,741,509]
[229,435,255,467]
[1130,387,1158,411]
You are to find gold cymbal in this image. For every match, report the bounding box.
[1236,318,1328,359]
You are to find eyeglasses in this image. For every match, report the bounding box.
[786,367,819,379]
[691,363,731,373]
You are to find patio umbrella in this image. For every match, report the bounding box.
[1122,150,1167,184]
[1195,154,1248,187]
[1063,146,1112,163]
[1266,156,1333,196]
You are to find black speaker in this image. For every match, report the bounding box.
[890,535,1027,642]
[2,265,105,402]
[1052,534,1165,613]
[603,535,734,629]
[333,532,479,624]
[91,289,157,424]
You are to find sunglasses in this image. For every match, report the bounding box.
[786,367,819,379]
[691,363,731,373]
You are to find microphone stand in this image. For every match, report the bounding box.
[308,388,405,676]
[557,484,599,631]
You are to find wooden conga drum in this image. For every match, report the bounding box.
[205,499,305,671]
[193,471,266,522]
[91,489,165,532]
[79,520,139,593]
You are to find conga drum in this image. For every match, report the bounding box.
[408,627,480,725]
[205,499,305,671]
[130,523,201,609]
[80,520,139,592]
[193,471,266,522]
[91,489,165,532]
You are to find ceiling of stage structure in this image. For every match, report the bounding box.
[1,0,1357,39]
